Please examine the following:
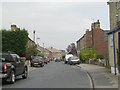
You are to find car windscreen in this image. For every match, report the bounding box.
[33,57,42,61]
[0,54,13,62]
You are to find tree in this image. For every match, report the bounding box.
[26,45,38,59]
[2,29,28,56]
[37,51,44,57]
[67,43,77,56]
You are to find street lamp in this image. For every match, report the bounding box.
[36,37,40,45]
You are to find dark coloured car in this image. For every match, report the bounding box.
[0,52,28,84]
[30,57,44,67]
[55,57,61,62]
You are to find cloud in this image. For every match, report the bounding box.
[1,0,109,2]
[2,2,109,49]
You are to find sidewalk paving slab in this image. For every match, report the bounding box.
[78,64,118,89]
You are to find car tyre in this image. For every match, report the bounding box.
[22,67,28,79]
[64,61,67,64]
[9,70,15,84]
[31,63,33,67]
[40,64,44,67]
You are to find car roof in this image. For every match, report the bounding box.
[0,53,10,55]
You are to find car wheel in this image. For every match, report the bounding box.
[40,64,43,67]
[22,68,28,79]
[9,71,15,84]
[30,63,33,67]
[64,61,67,64]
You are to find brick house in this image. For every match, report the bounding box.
[77,20,109,62]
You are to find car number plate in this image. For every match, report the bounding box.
[34,63,38,65]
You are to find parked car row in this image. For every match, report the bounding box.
[64,54,81,65]
[30,56,51,67]
[0,52,51,84]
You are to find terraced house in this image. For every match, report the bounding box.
[77,20,109,65]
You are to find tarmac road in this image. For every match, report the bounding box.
[2,62,92,89]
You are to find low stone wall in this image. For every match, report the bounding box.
[89,59,107,66]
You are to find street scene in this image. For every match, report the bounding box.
[0,0,120,90]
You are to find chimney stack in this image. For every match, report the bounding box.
[91,20,100,30]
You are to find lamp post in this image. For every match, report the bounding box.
[33,30,35,42]
[36,37,40,45]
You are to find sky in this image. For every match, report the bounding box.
[1,0,110,50]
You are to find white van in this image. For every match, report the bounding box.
[64,54,73,64]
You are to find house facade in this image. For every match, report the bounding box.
[107,0,120,75]
[77,20,109,61]
[47,47,62,59]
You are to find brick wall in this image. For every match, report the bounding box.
[93,28,108,58]
[86,31,92,49]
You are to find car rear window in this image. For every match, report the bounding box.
[0,54,13,62]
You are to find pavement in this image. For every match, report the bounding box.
[77,64,118,89]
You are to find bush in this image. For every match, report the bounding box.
[97,54,104,59]
[61,55,65,61]
[79,48,97,62]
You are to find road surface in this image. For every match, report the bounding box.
[2,62,92,88]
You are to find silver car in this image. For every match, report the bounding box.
[68,56,80,65]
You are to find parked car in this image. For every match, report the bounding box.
[68,56,80,65]
[42,57,49,64]
[64,54,73,64]
[30,57,44,67]
[0,52,28,84]
[55,57,61,62]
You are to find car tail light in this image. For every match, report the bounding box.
[4,64,8,73]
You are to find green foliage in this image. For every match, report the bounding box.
[79,48,97,61]
[37,51,44,58]
[61,55,65,61]
[2,29,28,56]
[26,45,38,59]
[97,54,104,59]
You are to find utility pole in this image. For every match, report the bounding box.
[33,30,35,42]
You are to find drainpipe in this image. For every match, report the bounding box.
[113,33,117,75]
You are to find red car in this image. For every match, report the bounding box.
[42,57,50,64]
[30,57,44,67]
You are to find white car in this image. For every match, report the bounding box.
[64,54,73,64]
[68,56,80,65]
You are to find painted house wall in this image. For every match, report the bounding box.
[108,1,119,74]
[108,34,114,67]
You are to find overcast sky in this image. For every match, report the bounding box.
[1,0,110,50]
